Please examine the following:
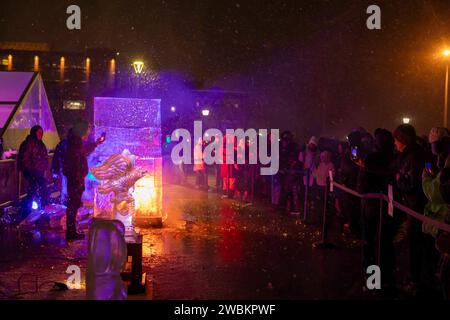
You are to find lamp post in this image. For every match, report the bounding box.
[442,50,450,128]
[132,61,144,97]
[133,61,144,74]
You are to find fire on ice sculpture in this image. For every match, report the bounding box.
[91,150,146,230]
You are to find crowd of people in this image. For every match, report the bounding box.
[174,124,450,298]
[245,125,450,298]
[3,120,450,297]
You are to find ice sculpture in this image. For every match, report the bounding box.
[86,219,127,300]
[91,150,146,229]
[91,97,164,227]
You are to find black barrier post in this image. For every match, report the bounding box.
[377,198,383,267]
[303,169,310,221]
[313,178,336,249]
[250,166,255,204]
[227,164,231,197]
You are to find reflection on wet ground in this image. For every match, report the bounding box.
[0,181,394,300]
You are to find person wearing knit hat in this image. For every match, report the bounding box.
[393,124,417,152]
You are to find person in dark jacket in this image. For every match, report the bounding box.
[339,142,361,235]
[393,124,428,294]
[52,129,73,206]
[358,129,397,289]
[278,131,299,212]
[18,125,49,216]
[63,120,105,241]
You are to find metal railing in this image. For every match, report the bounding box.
[316,171,450,266]
[0,155,54,209]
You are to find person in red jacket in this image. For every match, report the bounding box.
[63,120,105,241]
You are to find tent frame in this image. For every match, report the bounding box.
[0,72,39,137]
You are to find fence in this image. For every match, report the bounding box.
[316,171,450,263]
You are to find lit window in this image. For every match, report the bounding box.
[64,100,86,110]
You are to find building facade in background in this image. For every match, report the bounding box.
[0,42,118,136]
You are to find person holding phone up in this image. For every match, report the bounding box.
[63,120,106,241]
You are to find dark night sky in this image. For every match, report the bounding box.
[0,0,347,79]
[2,0,450,139]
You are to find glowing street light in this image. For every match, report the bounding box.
[202,109,210,117]
[133,61,144,74]
[441,49,450,128]
[402,117,411,124]
[170,106,176,112]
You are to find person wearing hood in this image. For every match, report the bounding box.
[393,124,427,294]
[428,127,450,171]
[299,136,319,187]
[18,125,49,216]
[63,120,105,241]
[298,136,319,216]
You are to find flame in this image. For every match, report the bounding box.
[133,175,159,217]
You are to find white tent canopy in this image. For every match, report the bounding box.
[0,71,59,150]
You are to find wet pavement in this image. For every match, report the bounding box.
[0,179,409,300]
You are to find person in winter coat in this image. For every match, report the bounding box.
[312,151,335,224]
[193,138,208,190]
[281,152,303,214]
[393,124,428,293]
[299,136,319,188]
[422,141,450,297]
[358,129,397,288]
[336,140,361,235]
[429,127,450,171]
[63,120,105,241]
[52,128,73,206]
[18,125,49,216]
[277,131,299,211]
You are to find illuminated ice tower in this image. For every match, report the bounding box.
[92,97,163,229]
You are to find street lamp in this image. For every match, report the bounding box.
[202,109,210,117]
[402,117,411,124]
[133,61,144,74]
[170,106,176,112]
[132,60,144,98]
[442,49,450,128]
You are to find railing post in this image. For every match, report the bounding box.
[303,169,310,221]
[227,164,231,197]
[15,159,20,206]
[250,165,255,204]
[377,198,384,267]
[322,178,329,242]
[313,176,336,249]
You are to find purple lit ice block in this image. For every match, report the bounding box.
[93,97,161,158]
